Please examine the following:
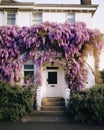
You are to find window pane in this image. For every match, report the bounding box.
[48,72,57,84]
[66,13,75,25]
[7,12,16,25]
[32,13,42,24]
[24,71,34,84]
[24,65,34,69]
[47,67,58,70]
[7,19,15,25]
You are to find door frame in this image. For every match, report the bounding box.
[46,67,59,97]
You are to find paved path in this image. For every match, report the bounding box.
[0,121,104,130]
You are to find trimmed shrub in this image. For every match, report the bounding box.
[68,85,104,124]
[0,81,34,121]
[100,70,104,83]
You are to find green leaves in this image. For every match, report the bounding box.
[0,81,34,121]
[68,85,104,124]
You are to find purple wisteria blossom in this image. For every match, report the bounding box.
[0,22,103,91]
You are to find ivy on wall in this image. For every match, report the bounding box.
[0,22,103,92]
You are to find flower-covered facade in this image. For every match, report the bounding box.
[0,22,103,93]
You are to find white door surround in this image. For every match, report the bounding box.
[36,62,70,111]
[46,67,60,97]
[41,62,66,98]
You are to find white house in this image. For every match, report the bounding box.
[0,0,98,110]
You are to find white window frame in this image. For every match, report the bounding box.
[23,64,34,85]
[32,12,42,25]
[66,13,75,25]
[7,11,16,25]
[4,10,17,26]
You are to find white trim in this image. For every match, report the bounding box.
[0,4,97,12]
[31,12,42,25]
[33,6,97,11]
[3,10,6,25]
[66,12,75,24]
[22,64,34,85]
[0,6,97,11]
[0,5,33,9]
[3,10,17,26]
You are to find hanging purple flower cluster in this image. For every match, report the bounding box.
[0,26,22,84]
[0,22,103,91]
[65,58,88,92]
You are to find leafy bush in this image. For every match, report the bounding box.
[0,81,34,121]
[68,85,104,124]
[100,70,104,83]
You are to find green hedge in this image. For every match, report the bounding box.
[100,70,104,83]
[0,81,34,121]
[68,85,104,124]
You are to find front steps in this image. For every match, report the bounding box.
[30,110,66,116]
[22,97,70,123]
[41,97,65,111]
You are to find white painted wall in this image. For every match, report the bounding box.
[84,54,95,88]
[76,13,92,28]
[0,9,93,28]
[16,12,92,27]
[17,11,31,27]
[43,12,66,23]
[0,11,4,26]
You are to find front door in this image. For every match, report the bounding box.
[46,67,60,97]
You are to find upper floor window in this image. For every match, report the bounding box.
[66,13,75,25]
[7,11,16,25]
[32,13,42,25]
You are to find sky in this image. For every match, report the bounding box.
[18,0,102,4]
[92,0,104,33]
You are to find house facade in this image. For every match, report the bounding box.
[0,0,98,110]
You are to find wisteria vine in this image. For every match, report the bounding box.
[0,22,103,91]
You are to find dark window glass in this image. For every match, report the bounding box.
[48,72,57,84]
[24,71,34,84]
[47,67,58,70]
[24,65,34,69]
